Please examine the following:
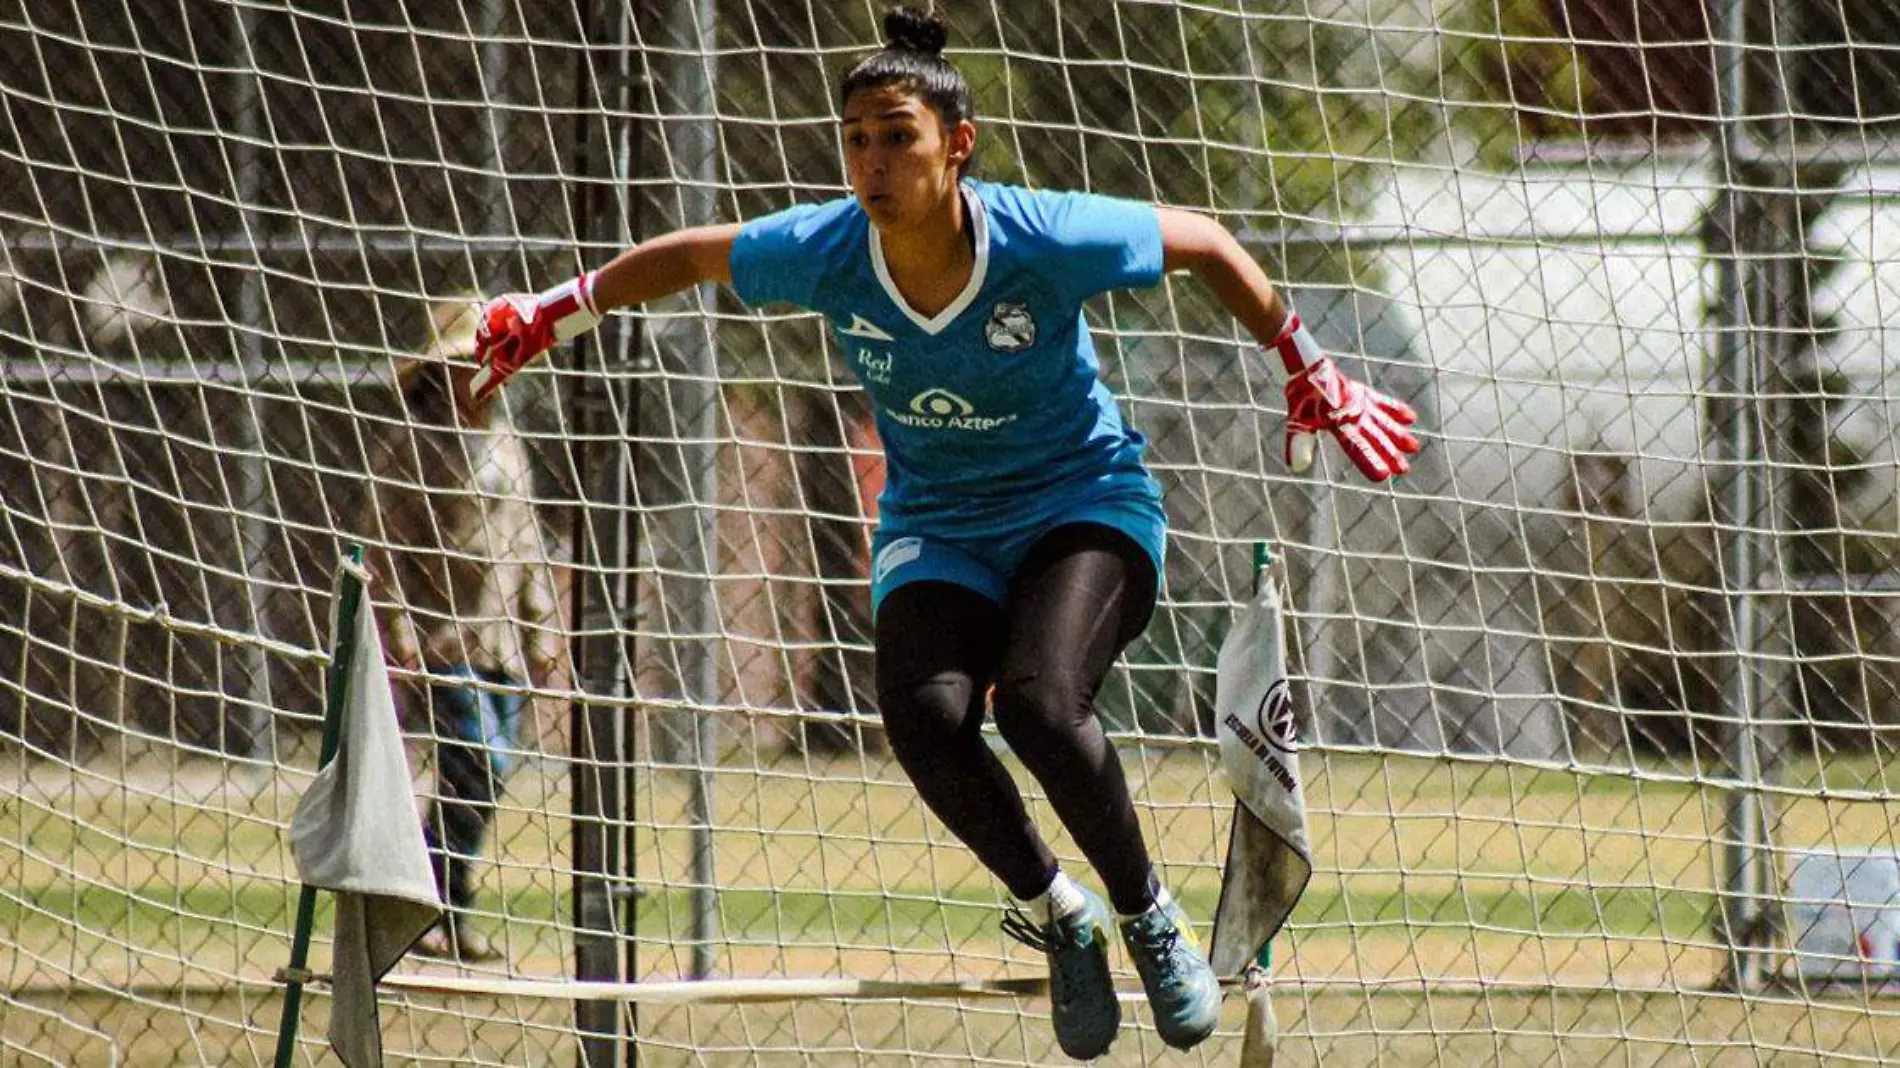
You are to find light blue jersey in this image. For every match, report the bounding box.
[729,180,1167,609]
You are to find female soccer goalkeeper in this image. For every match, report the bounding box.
[470,6,1416,1057]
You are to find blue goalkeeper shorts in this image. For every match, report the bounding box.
[869,494,1166,615]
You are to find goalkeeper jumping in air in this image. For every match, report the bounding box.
[470,6,1416,1058]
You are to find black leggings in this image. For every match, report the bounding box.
[874,523,1159,915]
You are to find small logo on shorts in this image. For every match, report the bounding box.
[874,537,924,584]
[984,301,1036,353]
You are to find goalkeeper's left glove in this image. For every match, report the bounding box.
[469,272,602,402]
[1271,313,1419,482]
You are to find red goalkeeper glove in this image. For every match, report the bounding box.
[1271,313,1419,482]
[469,272,602,402]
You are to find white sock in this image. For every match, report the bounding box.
[1116,885,1174,924]
[1019,870,1089,926]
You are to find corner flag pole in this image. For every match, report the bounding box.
[272,543,367,1068]
[1240,541,1280,1067]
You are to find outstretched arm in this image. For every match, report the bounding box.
[593,223,740,306]
[1156,207,1419,482]
[1158,207,1293,347]
[470,223,741,401]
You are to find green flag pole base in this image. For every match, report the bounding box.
[1248,537,1277,983]
[272,544,367,1068]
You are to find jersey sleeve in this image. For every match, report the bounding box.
[728,202,832,309]
[1043,190,1165,302]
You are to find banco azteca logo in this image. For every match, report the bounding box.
[888,387,1015,431]
[1256,678,1296,753]
[909,388,975,418]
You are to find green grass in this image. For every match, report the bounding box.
[5,882,310,942]
[10,746,1900,1065]
[3,872,1716,973]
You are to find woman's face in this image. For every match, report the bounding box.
[841,83,973,235]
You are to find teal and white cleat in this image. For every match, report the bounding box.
[1120,895,1222,1050]
[1003,887,1121,1060]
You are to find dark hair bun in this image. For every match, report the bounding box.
[884,7,948,56]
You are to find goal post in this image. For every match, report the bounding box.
[5,2,1900,1065]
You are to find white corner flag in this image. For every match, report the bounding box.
[1210,556,1312,973]
[1210,551,1312,1066]
[288,559,442,1068]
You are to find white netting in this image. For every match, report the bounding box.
[4,1,1900,1064]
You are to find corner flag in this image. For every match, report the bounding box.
[1210,548,1312,975]
[287,556,442,1068]
[1210,547,1312,1066]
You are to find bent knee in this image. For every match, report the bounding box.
[878,675,978,754]
[991,671,1094,752]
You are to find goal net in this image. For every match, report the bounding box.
[4,1,1899,1064]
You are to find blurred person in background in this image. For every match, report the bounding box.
[360,299,571,963]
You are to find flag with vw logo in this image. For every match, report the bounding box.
[1209,546,1313,977]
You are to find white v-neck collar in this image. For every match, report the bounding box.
[869,184,989,336]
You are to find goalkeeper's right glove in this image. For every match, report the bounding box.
[469,272,601,402]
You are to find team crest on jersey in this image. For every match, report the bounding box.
[984,301,1036,353]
